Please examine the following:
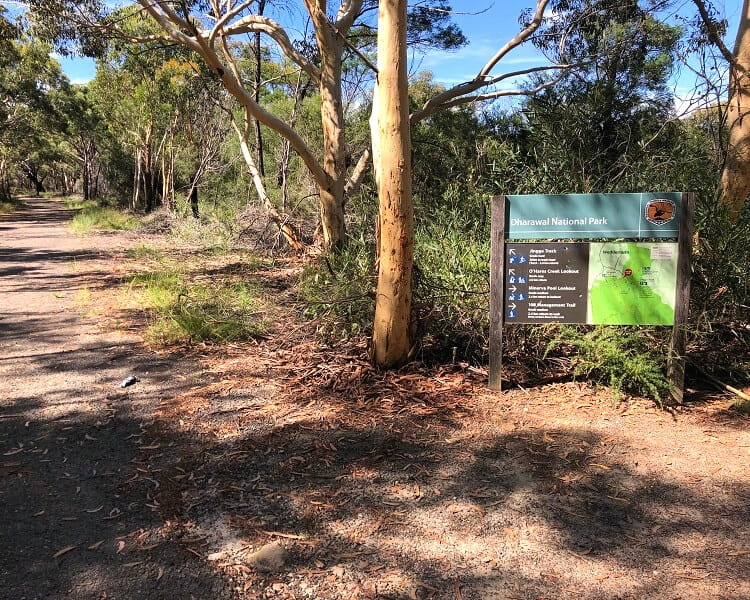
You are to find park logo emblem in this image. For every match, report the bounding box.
[644,198,676,226]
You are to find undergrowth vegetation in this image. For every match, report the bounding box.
[300,130,750,402]
[299,205,493,360]
[123,250,268,346]
[65,197,140,232]
[546,327,672,402]
[0,196,25,214]
[47,40,748,405]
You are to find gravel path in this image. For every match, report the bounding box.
[0,198,230,600]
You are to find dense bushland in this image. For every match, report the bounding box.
[2,2,748,401]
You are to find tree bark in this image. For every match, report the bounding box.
[254,0,266,178]
[722,0,750,219]
[312,12,347,249]
[371,0,414,368]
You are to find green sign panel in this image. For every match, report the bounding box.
[505,242,678,325]
[505,193,682,239]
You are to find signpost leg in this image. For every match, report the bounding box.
[489,196,506,390]
[667,192,695,403]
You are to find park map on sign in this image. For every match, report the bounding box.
[587,242,677,325]
[503,242,678,325]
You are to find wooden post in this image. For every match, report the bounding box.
[489,196,507,390]
[667,192,695,403]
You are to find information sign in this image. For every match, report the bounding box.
[504,242,679,325]
[505,243,589,323]
[489,193,695,402]
[505,192,682,239]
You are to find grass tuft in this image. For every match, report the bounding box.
[126,267,267,346]
[126,244,164,261]
[70,206,139,232]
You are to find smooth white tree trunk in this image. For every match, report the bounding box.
[722,0,750,219]
[371,0,414,368]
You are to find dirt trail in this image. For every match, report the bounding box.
[3,198,750,600]
[0,198,229,599]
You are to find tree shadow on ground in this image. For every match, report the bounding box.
[141,371,750,599]
[0,393,231,599]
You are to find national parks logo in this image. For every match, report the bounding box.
[644,198,676,226]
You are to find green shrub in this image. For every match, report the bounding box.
[413,205,490,359]
[298,234,376,340]
[546,326,671,402]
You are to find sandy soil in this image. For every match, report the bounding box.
[0,198,230,599]
[2,197,749,600]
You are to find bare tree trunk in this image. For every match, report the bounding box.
[0,158,10,202]
[311,13,347,249]
[188,172,199,218]
[23,163,46,195]
[143,123,157,212]
[229,109,304,251]
[254,0,266,178]
[132,149,141,211]
[92,165,100,199]
[161,151,171,210]
[722,0,750,219]
[82,157,90,201]
[371,0,414,368]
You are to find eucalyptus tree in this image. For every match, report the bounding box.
[690,0,750,219]
[521,0,682,188]
[370,0,580,366]
[27,0,467,248]
[0,21,72,199]
[720,0,750,219]
[28,0,583,367]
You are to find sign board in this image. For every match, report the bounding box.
[505,242,679,325]
[505,192,682,239]
[489,193,695,402]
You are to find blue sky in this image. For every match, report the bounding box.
[3,0,742,109]
[53,2,559,85]
[417,0,741,113]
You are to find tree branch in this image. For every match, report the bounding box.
[219,15,321,83]
[208,0,254,46]
[690,0,740,68]
[427,71,570,114]
[478,0,550,79]
[136,1,329,189]
[409,0,566,124]
[335,0,364,34]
